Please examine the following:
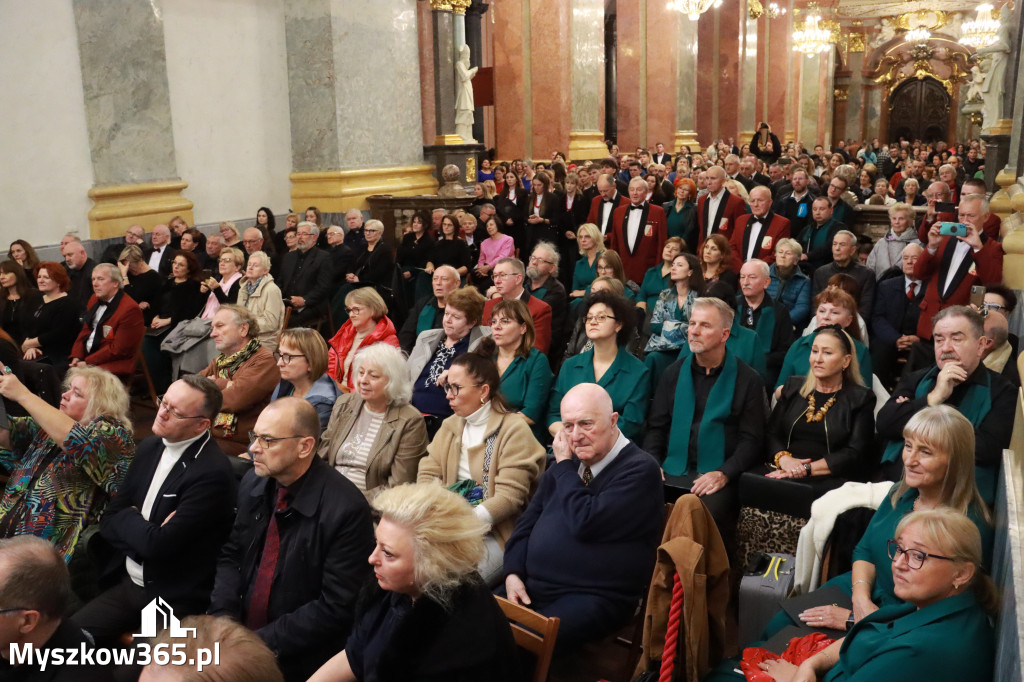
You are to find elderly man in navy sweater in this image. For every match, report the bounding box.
[502,383,664,649]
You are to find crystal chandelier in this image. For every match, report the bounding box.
[905,27,931,43]
[766,2,786,19]
[667,0,723,21]
[792,5,836,55]
[960,4,1000,48]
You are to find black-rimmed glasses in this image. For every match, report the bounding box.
[887,540,955,570]
[248,431,306,449]
[441,382,481,397]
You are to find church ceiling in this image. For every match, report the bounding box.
[836,0,979,19]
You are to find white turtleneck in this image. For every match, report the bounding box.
[460,401,493,524]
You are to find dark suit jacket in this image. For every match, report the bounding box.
[696,189,748,244]
[729,212,791,265]
[608,202,669,284]
[871,276,924,347]
[278,247,335,309]
[67,258,97,310]
[913,235,1003,338]
[144,245,177,277]
[71,290,145,376]
[586,192,628,237]
[524,192,563,256]
[97,432,237,614]
[209,457,374,682]
[483,291,552,354]
[652,152,672,165]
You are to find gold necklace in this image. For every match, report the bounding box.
[805,392,837,423]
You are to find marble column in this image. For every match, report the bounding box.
[431,0,459,144]
[796,48,835,147]
[72,0,193,238]
[675,18,700,151]
[844,38,866,144]
[616,0,643,149]
[568,0,607,160]
[738,3,758,142]
[286,0,437,212]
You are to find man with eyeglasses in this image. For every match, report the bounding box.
[502,383,663,650]
[811,229,876,319]
[525,242,568,356]
[0,536,112,681]
[210,397,373,682]
[74,376,236,645]
[482,257,552,354]
[200,305,280,456]
[398,265,460,352]
[101,224,146,265]
[277,221,334,328]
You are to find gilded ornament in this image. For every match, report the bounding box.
[748,0,765,20]
[847,32,866,52]
[429,0,454,12]
[465,156,476,183]
[450,0,471,14]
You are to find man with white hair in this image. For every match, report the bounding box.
[696,165,748,244]
[982,309,1019,387]
[737,260,793,385]
[343,209,367,252]
[398,265,460,352]
[526,242,568,355]
[146,224,176,276]
[586,174,628,237]
[502,383,663,649]
[277,221,334,327]
[608,177,668,284]
[812,230,877,318]
[69,263,145,377]
[729,185,791,265]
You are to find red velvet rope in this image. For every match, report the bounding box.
[659,571,684,682]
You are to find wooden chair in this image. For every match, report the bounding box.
[495,596,560,682]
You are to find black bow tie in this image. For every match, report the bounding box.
[630,204,644,211]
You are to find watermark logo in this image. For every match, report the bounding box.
[134,598,196,639]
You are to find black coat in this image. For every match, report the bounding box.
[209,456,374,682]
[95,433,236,614]
[278,247,334,309]
[144,245,177,277]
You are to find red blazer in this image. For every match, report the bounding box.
[913,236,1004,339]
[71,290,145,377]
[484,291,552,354]
[586,192,628,238]
[729,213,791,266]
[917,212,1001,243]
[696,189,748,245]
[608,202,669,284]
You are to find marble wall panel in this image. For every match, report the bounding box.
[677,19,698,133]
[418,1,436,146]
[695,12,716,145]
[284,0,340,171]
[845,53,864,145]
[73,0,177,184]
[492,0,527,159]
[332,0,424,168]
[570,0,604,132]
[817,51,835,147]
[863,86,882,146]
[616,0,642,149]
[646,1,678,148]
[765,11,792,132]
[739,11,758,135]
[797,54,818,145]
[530,1,571,157]
[716,1,742,141]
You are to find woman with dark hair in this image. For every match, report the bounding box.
[430,213,472,278]
[0,261,43,345]
[417,346,546,585]
[486,299,553,440]
[525,170,560,256]
[21,263,79,370]
[495,169,527,252]
[144,251,207,391]
[637,237,684,311]
[256,206,285,256]
[397,210,436,303]
[700,233,739,292]
[548,290,650,441]
[8,240,40,276]
[643,253,704,376]
[664,177,698,245]
[474,216,515,293]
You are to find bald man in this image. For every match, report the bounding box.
[502,383,663,650]
[696,165,749,244]
[729,185,791,265]
[62,239,96,308]
[982,310,1019,386]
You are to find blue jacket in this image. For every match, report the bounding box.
[271,373,341,432]
[767,264,812,329]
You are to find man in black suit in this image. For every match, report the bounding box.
[209,398,374,682]
[145,224,176,277]
[587,174,628,238]
[870,243,925,389]
[61,239,96,309]
[75,375,236,642]
[278,222,334,327]
[325,225,355,286]
[724,154,754,191]
[651,142,672,166]
[101,224,146,265]
[741,156,772,189]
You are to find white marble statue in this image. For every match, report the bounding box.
[965,65,985,103]
[978,19,1011,132]
[869,18,896,49]
[455,44,478,143]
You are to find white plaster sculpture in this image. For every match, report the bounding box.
[977,20,1011,132]
[455,44,478,143]
[965,65,985,103]
[870,18,896,49]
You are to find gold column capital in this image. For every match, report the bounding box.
[429,0,454,11]
[450,0,471,14]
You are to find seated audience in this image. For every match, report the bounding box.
[636,237,684,311]
[772,168,816,239]
[272,327,341,431]
[865,176,896,205]
[8,239,40,275]
[569,222,605,309]
[877,306,1013,503]
[279,222,333,328]
[0,365,134,561]
[308,483,520,682]
[139,615,283,682]
[432,213,472,278]
[327,287,400,391]
[143,251,206,392]
[209,398,374,682]
[982,310,1019,386]
[812,230,876,319]
[117,244,163,324]
[200,245,245,311]
[201,305,280,456]
[729,185,791,265]
[548,290,650,441]
[397,211,436,303]
[326,225,356,291]
[797,196,845,274]
[102,226,145,265]
[398,265,460,352]
[237,251,285,352]
[0,536,114,682]
[865,202,921,278]
[487,300,554,439]
[20,262,80,371]
[483,257,553,354]
[737,258,794,386]
[524,241,568,353]
[871,243,925,389]
[700,233,739,291]
[62,239,96,309]
[69,263,145,378]
[503,383,664,649]
[417,349,545,584]
[563,276,636,358]
[320,343,427,500]
[75,376,236,640]
[0,261,43,345]
[645,296,766,538]
[643,253,703,376]
[590,248,638,301]
[218,221,243,250]
[777,288,873,388]
[741,326,875,518]
[145,224,176,277]
[696,165,748,243]
[409,286,490,420]
[767,238,812,329]
[474,215,514,292]
[902,176,926,206]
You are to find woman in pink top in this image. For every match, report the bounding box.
[475,216,515,293]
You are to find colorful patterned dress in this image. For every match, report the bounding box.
[0,416,134,562]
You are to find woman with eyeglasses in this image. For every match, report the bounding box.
[750,508,995,682]
[548,290,650,441]
[865,202,921,278]
[417,346,545,586]
[268,327,340,431]
[219,222,242,250]
[346,220,394,291]
[485,300,553,441]
[326,287,399,392]
[237,251,284,353]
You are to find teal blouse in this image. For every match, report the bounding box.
[638,265,671,311]
[499,347,554,433]
[664,200,696,241]
[571,253,600,293]
[547,346,651,441]
[775,333,873,389]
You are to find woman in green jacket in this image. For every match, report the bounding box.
[636,237,684,312]
[486,299,553,442]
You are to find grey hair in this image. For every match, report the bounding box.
[775,237,802,257]
[692,296,735,329]
[835,229,857,244]
[94,262,122,285]
[744,258,771,278]
[352,343,413,406]
[247,250,272,273]
[533,240,561,275]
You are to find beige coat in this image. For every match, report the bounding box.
[318,393,428,500]
[237,274,284,352]
[417,409,545,548]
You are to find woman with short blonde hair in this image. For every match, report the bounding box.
[326,287,399,391]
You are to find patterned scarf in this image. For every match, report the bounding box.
[244,276,264,298]
[212,337,262,437]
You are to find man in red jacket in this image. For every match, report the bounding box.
[483,258,552,354]
[586,175,628,238]
[608,177,668,284]
[70,263,144,378]
[696,166,748,246]
[914,194,1003,340]
[729,185,791,266]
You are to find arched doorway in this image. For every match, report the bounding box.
[887,77,951,142]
